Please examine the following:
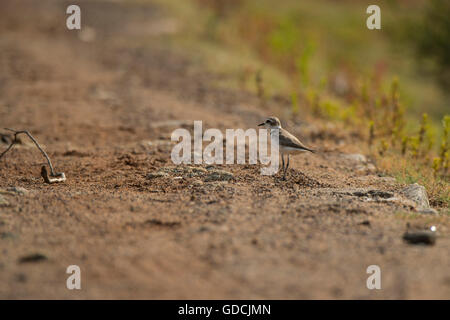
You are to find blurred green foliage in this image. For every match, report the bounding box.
[412,0,450,88]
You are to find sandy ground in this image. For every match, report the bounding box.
[0,0,449,299]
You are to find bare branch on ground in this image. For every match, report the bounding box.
[0,128,66,183]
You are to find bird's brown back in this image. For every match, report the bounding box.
[279,128,315,153]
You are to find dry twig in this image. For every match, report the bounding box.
[0,128,66,183]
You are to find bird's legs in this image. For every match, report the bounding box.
[283,153,289,180]
[282,153,287,180]
[281,153,286,180]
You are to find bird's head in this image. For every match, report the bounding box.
[258,116,282,129]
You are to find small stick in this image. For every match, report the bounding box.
[41,166,66,183]
[0,128,66,183]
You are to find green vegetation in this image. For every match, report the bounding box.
[153,0,449,208]
[410,0,450,89]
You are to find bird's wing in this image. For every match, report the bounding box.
[279,128,315,153]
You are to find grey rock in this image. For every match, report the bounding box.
[146,172,169,179]
[403,231,436,245]
[205,181,229,188]
[190,167,206,177]
[187,167,208,174]
[343,154,367,163]
[400,183,430,209]
[151,166,233,182]
[417,208,438,215]
[6,187,28,196]
[393,198,418,209]
[158,166,208,178]
[204,169,234,182]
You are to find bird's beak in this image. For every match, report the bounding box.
[258,122,265,126]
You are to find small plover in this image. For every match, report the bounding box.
[258,116,314,179]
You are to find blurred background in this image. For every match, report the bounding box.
[179,0,449,119]
[160,0,449,205]
[0,0,448,203]
[0,0,449,299]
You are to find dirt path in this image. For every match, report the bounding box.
[0,0,449,299]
